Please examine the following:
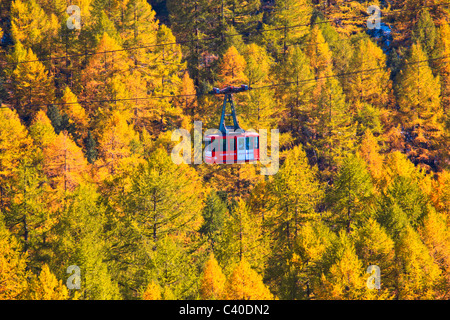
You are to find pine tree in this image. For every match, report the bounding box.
[431,170,450,214]
[167,0,221,45]
[177,71,197,122]
[317,0,370,36]
[312,75,356,175]
[223,258,273,300]
[378,151,420,190]
[316,18,353,78]
[121,0,159,48]
[203,163,262,204]
[433,23,450,161]
[147,24,185,132]
[375,162,429,245]
[88,9,122,46]
[305,26,333,77]
[60,87,88,140]
[5,160,51,270]
[354,103,384,138]
[269,145,322,246]
[199,254,226,300]
[46,105,74,136]
[166,0,222,83]
[140,235,200,299]
[390,0,450,43]
[395,42,443,169]
[433,23,450,113]
[265,145,322,298]
[223,0,262,37]
[4,38,27,80]
[221,24,246,55]
[35,0,69,20]
[81,33,132,122]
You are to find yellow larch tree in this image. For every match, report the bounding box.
[97,111,140,176]
[142,280,162,300]
[0,217,28,300]
[199,254,226,300]
[10,0,58,52]
[240,43,276,130]
[28,264,69,300]
[177,71,197,126]
[352,218,396,298]
[81,32,133,122]
[305,25,333,78]
[28,110,58,149]
[291,220,336,299]
[217,199,269,275]
[344,37,391,111]
[431,170,450,214]
[223,258,274,300]
[218,46,248,88]
[60,87,88,141]
[43,131,88,192]
[0,107,33,207]
[316,231,379,300]
[359,129,384,186]
[395,42,443,170]
[434,23,450,113]
[10,46,55,121]
[395,225,443,299]
[419,208,450,298]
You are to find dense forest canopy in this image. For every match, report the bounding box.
[0,0,449,300]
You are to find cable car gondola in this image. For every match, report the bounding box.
[204,85,259,164]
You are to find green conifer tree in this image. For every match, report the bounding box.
[328,154,375,233]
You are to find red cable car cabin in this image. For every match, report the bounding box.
[204,132,259,164]
[204,85,260,164]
